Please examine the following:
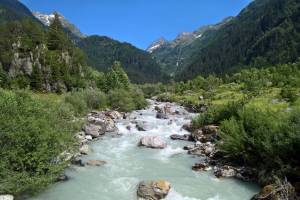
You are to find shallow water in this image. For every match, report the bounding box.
[29,100,259,200]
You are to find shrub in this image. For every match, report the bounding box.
[108,89,135,112]
[0,90,77,195]
[192,100,245,128]
[131,87,147,110]
[64,89,108,116]
[219,105,300,176]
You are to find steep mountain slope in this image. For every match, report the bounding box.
[33,11,86,42]
[0,0,37,23]
[148,17,233,75]
[178,0,300,80]
[78,36,167,83]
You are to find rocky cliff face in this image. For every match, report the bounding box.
[5,40,82,92]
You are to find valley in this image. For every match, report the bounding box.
[0,0,299,199]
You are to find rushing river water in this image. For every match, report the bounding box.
[29,100,259,200]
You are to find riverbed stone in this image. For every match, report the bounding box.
[139,136,167,149]
[156,112,168,119]
[105,110,123,120]
[71,157,85,167]
[214,165,237,178]
[83,124,105,138]
[0,195,14,200]
[192,160,212,171]
[79,144,90,155]
[137,180,171,200]
[170,134,193,141]
[57,174,69,182]
[135,121,152,131]
[86,160,107,167]
[105,118,118,132]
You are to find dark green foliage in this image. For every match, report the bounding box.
[104,61,131,92]
[0,0,39,23]
[192,100,245,128]
[280,87,299,103]
[219,105,300,181]
[47,13,71,51]
[108,89,135,112]
[78,36,168,83]
[0,90,76,195]
[177,0,300,80]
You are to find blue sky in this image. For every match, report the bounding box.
[21,0,252,49]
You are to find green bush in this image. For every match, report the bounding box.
[131,87,147,110]
[64,89,108,116]
[280,87,299,103]
[219,105,300,178]
[0,90,77,195]
[108,89,136,112]
[192,100,245,128]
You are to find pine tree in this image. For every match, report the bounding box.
[112,61,130,89]
[47,13,69,51]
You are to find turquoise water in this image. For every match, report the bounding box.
[29,101,259,200]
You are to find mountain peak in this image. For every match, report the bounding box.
[33,11,86,39]
[146,37,168,53]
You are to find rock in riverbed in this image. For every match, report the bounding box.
[0,195,14,200]
[86,160,107,167]
[192,160,212,171]
[83,124,105,138]
[156,112,168,119]
[137,180,171,200]
[79,144,90,155]
[214,165,237,178]
[71,157,85,167]
[135,121,152,131]
[170,134,193,141]
[139,136,167,149]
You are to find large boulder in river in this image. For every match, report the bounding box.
[105,118,118,132]
[137,180,171,200]
[83,124,105,138]
[0,195,14,200]
[139,136,167,149]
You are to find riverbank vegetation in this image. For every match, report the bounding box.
[141,61,300,187]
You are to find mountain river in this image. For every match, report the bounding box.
[29,100,259,200]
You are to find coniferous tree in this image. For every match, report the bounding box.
[112,61,130,89]
[47,13,69,51]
